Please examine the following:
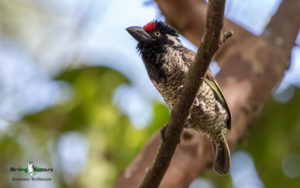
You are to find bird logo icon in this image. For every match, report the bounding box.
[28,162,34,176]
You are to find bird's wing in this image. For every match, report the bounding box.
[205,71,231,130]
[181,48,231,130]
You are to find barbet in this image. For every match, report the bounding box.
[126,21,231,175]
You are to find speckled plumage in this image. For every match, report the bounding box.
[126,21,231,175]
[152,46,229,140]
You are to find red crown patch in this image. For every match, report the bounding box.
[143,22,156,32]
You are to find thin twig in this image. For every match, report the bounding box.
[139,0,228,187]
[219,30,233,46]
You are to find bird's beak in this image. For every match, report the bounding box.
[126,26,150,42]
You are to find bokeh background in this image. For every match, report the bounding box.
[0,0,299,187]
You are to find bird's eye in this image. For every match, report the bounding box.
[154,32,160,36]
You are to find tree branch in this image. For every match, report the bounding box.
[262,0,300,52]
[139,0,228,187]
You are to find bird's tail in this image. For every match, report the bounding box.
[212,135,231,175]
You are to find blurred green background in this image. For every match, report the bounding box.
[0,0,299,188]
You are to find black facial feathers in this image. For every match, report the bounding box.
[135,21,181,83]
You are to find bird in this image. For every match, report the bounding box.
[126,20,231,175]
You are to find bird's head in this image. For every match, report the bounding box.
[126,21,182,82]
[126,21,181,55]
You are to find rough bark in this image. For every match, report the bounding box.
[114,0,300,187]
